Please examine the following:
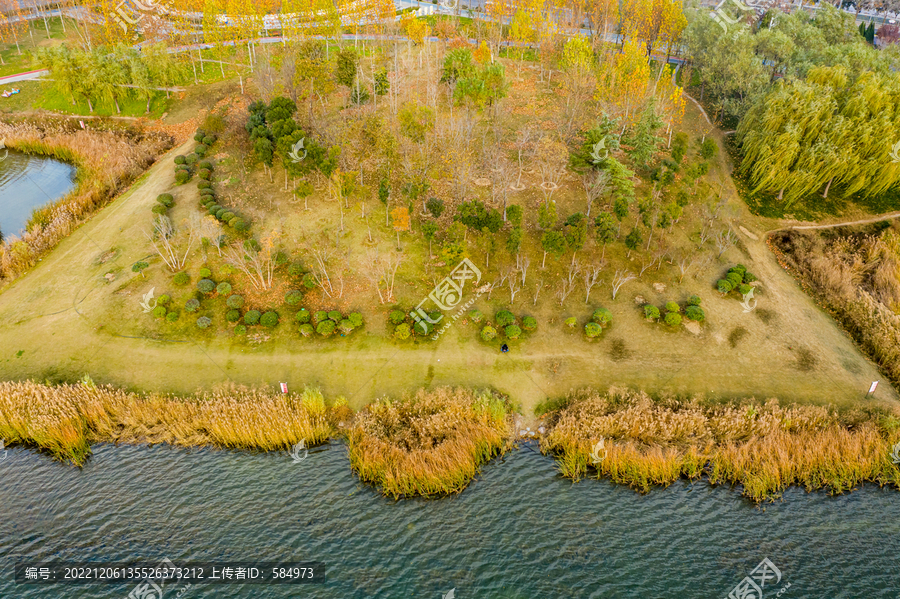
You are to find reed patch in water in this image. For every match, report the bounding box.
[347,387,513,499]
[541,388,900,502]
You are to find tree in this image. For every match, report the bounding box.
[456,200,503,234]
[335,48,358,105]
[581,169,610,218]
[564,213,588,264]
[538,200,557,231]
[624,101,664,169]
[594,211,617,258]
[624,227,643,258]
[422,222,439,256]
[507,227,523,257]
[540,230,566,268]
[132,261,149,278]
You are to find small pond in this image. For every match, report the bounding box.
[0,147,76,239]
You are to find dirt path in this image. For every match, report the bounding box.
[766,211,900,234]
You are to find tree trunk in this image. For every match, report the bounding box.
[822,176,834,198]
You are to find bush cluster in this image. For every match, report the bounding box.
[306,309,363,337]
[480,309,536,342]
[717,264,757,295]
[644,297,704,329]
[583,307,613,337]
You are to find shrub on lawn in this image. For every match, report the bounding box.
[174,155,186,165]
[295,308,310,323]
[688,295,702,306]
[175,171,191,184]
[394,323,411,339]
[152,305,166,318]
[166,311,179,322]
[592,308,612,327]
[234,324,247,335]
[157,294,171,306]
[244,310,261,325]
[185,153,199,165]
[585,322,602,337]
[285,290,303,306]
[198,160,213,171]
[197,180,211,189]
[207,205,222,216]
[644,305,660,320]
[156,193,174,207]
[233,219,250,232]
[193,131,205,142]
[215,208,228,220]
[685,305,705,322]
[261,311,279,327]
[315,310,329,324]
[726,272,743,288]
[481,325,497,341]
[196,144,208,156]
[664,312,682,327]
[565,316,577,328]
[197,279,216,294]
[151,204,167,215]
[299,324,314,337]
[328,310,342,322]
[216,282,232,295]
[226,295,244,309]
[522,316,537,331]
[495,310,515,327]
[469,309,483,323]
[717,279,733,294]
[198,169,212,181]
[226,309,241,322]
[317,320,335,336]
[185,298,200,312]
[665,301,680,313]
[743,271,757,283]
[504,325,522,339]
[339,319,355,334]
[202,136,216,146]
[199,267,212,278]
[196,316,212,329]
[389,310,406,325]
[173,272,190,286]
[738,284,753,295]
[348,312,363,327]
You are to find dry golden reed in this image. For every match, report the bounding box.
[347,387,513,499]
[0,380,334,465]
[541,388,900,502]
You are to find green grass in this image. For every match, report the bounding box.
[0,16,76,77]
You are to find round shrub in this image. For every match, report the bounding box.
[151,204,167,215]
[287,262,304,278]
[664,312,682,327]
[225,309,241,323]
[312,310,327,325]
[197,278,216,294]
[195,144,208,156]
[202,135,216,146]
[201,199,216,209]
[156,193,174,207]
[730,264,747,276]
[173,272,190,286]
[469,309,483,323]
[196,316,212,329]
[328,310,342,322]
[299,324,314,337]
[688,295,702,306]
[743,272,757,283]
[738,283,753,296]
[166,311,179,323]
[194,131,206,142]
[199,267,212,278]
[565,316,577,328]
[197,180,212,189]
[233,219,251,232]
[216,282,231,296]
[665,301,681,314]
[221,211,235,223]
[644,305,660,320]
[215,208,228,220]
[220,264,236,276]
[235,324,247,335]
[198,168,212,181]
[481,325,497,341]
[348,312,363,327]
[244,310,261,325]
[152,305,167,318]
[317,320,335,336]
[226,294,244,309]
[726,272,743,288]
[389,310,406,325]
[522,316,537,331]
[394,322,411,339]
[585,322,602,338]
[504,325,522,339]
[197,160,213,171]
[200,189,216,198]
[685,305,706,322]
[295,309,311,323]
[157,294,171,306]
[592,308,612,327]
[228,217,241,228]
[185,299,200,312]
[175,170,191,184]
[495,310,515,327]
[175,164,191,172]
[174,155,186,165]
[185,153,199,165]
[208,205,222,216]
[261,311,279,327]
[339,319,355,334]
[717,279,733,294]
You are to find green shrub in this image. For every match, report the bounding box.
[197,160,213,171]
[592,308,612,327]
[185,298,200,312]
[174,155,186,165]
[730,264,747,276]
[685,305,705,322]
[287,262,305,278]
[216,282,232,295]
[157,294,171,306]
[700,138,718,159]
[261,311,279,327]
[166,311,179,323]
[151,204,167,215]
[389,310,406,324]
[495,310,515,327]
[152,305,167,318]
[175,164,191,172]
[743,272,757,283]
[226,309,241,322]
[197,278,215,293]
[207,205,222,216]
[233,219,250,232]
[299,323,314,337]
[665,301,680,313]
[132,261,149,276]
[282,290,302,306]
[196,316,212,329]
[314,310,329,324]
[644,305,660,320]
[196,144,208,156]
[339,319,355,334]
[504,324,522,339]
[228,217,240,228]
[726,272,743,288]
[200,190,216,199]
[522,316,537,331]
[194,131,206,142]
[688,295,702,306]
[185,153,199,165]
[173,272,190,286]
[348,312,363,327]
[317,320,335,336]
[717,279,733,294]
[215,208,228,220]
[235,324,247,335]
[469,309,483,323]
[244,310,261,325]
[481,325,497,341]
[394,322,411,339]
[328,310,342,322]
[156,193,174,207]
[738,283,752,296]
[197,180,211,189]
[202,136,216,146]
[585,322,602,338]
[220,264,236,276]
[175,170,191,184]
[664,312,682,327]
[198,168,212,181]
[565,316,577,328]
[226,295,244,309]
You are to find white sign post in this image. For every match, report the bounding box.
[280,382,288,394]
[864,381,878,399]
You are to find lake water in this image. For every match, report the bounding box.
[0,148,76,239]
[0,442,898,598]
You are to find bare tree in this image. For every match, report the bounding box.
[512,126,533,190]
[518,255,530,287]
[488,150,516,220]
[582,262,604,303]
[508,270,523,304]
[145,215,199,272]
[556,261,580,306]
[715,229,737,257]
[611,270,636,300]
[533,278,544,305]
[581,169,610,218]
[698,221,715,247]
[200,218,225,257]
[310,247,335,297]
[223,234,281,291]
[638,255,658,278]
[676,250,698,283]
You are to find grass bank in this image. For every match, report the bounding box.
[347,388,514,499]
[540,388,900,502]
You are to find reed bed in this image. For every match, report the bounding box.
[0,121,171,283]
[0,381,334,465]
[347,387,513,499]
[541,388,900,502]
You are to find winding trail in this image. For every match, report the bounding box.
[766,211,900,234]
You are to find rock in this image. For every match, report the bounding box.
[739,225,759,241]
[104,273,116,282]
[634,295,646,304]
[684,321,702,336]
[653,283,666,293]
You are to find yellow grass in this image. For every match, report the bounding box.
[541,388,900,502]
[347,387,513,499]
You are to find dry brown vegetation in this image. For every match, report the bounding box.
[541,388,900,502]
[770,225,900,386]
[0,380,334,465]
[0,120,171,284]
[347,387,513,498]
